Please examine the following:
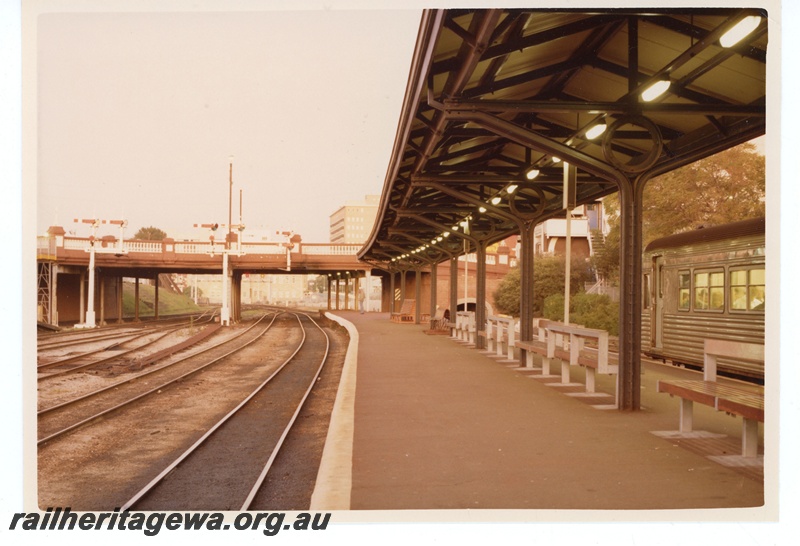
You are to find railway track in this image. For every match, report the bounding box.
[36,311,216,350]
[37,312,279,444]
[37,313,218,378]
[119,311,331,511]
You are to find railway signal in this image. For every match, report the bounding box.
[73,218,129,329]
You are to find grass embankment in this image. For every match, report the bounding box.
[122,282,202,318]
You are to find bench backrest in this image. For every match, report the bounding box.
[703,339,765,381]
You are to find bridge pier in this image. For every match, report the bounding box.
[154,275,159,320]
[134,277,140,321]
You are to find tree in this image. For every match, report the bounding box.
[640,142,765,243]
[134,226,167,240]
[596,142,765,284]
[312,275,329,294]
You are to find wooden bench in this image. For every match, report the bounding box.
[486,315,517,360]
[546,322,618,395]
[427,307,450,333]
[390,299,415,323]
[453,311,475,343]
[515,319,554,372]
[657,339,764,457]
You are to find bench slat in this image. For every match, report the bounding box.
[657,379,764,422]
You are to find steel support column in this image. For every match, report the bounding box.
[518,222,537,361]
[617,175,644,410]
[415,267,422,324]
[389,270,396,313]
[449,256,458,329]
[475,241,487,350]
[326,276,331,310]
[429,261,438,322]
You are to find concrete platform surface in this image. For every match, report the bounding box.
[314,311,773,520]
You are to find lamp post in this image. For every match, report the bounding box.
[228,155,234,249]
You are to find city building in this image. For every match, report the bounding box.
[329,195,380,244]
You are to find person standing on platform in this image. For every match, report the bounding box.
[358,288,366,314]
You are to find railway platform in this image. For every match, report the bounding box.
[312,311,771,519]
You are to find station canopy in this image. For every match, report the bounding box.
[358,8,767,266]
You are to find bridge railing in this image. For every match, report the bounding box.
[38,232,515,267]
[239,242,286,255]
[301,244,362,255]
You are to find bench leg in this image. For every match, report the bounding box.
[679,398,694,433]
[561,360,570,384]
[585,368,596,393]
[542,356,551,376]
[742,418,759,457]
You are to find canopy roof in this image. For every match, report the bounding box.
[359,8,767,267]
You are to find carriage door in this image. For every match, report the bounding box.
[652,256,665,349]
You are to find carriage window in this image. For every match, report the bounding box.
[694,270,724,311]
[731,268,765,312]
[678,271,690,310]
[643,273,651,309]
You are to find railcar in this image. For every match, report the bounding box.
[641,217,765,382]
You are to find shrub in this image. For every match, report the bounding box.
[542,292,619,335]
[492,255,596,317]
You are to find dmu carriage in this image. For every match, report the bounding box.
[641,217,765,382]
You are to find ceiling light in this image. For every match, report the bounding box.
[552,156,561,164]
[442,231,450,238]
[720,15,761,48]
[491,196,501,205]
[507,184,518,194]
[641,80,671,102]
[525,168,540,180]
[478,206,487,213]
[585,123,607,140]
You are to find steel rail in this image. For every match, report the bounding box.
[37,313,217,376]
[37,312,279,445]
[36,310,215,351]
[240,311,330,510]
[119,311,328,512]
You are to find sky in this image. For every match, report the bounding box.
[33,4,422,243]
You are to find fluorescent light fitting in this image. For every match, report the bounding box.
[491,196,501,205]
[641,80,671,102]
[585,123,607,140]
[720,16,761,48]
[525,168,540,180]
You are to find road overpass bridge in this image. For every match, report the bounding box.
[36,226,369,327]
[36,225,517,328]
